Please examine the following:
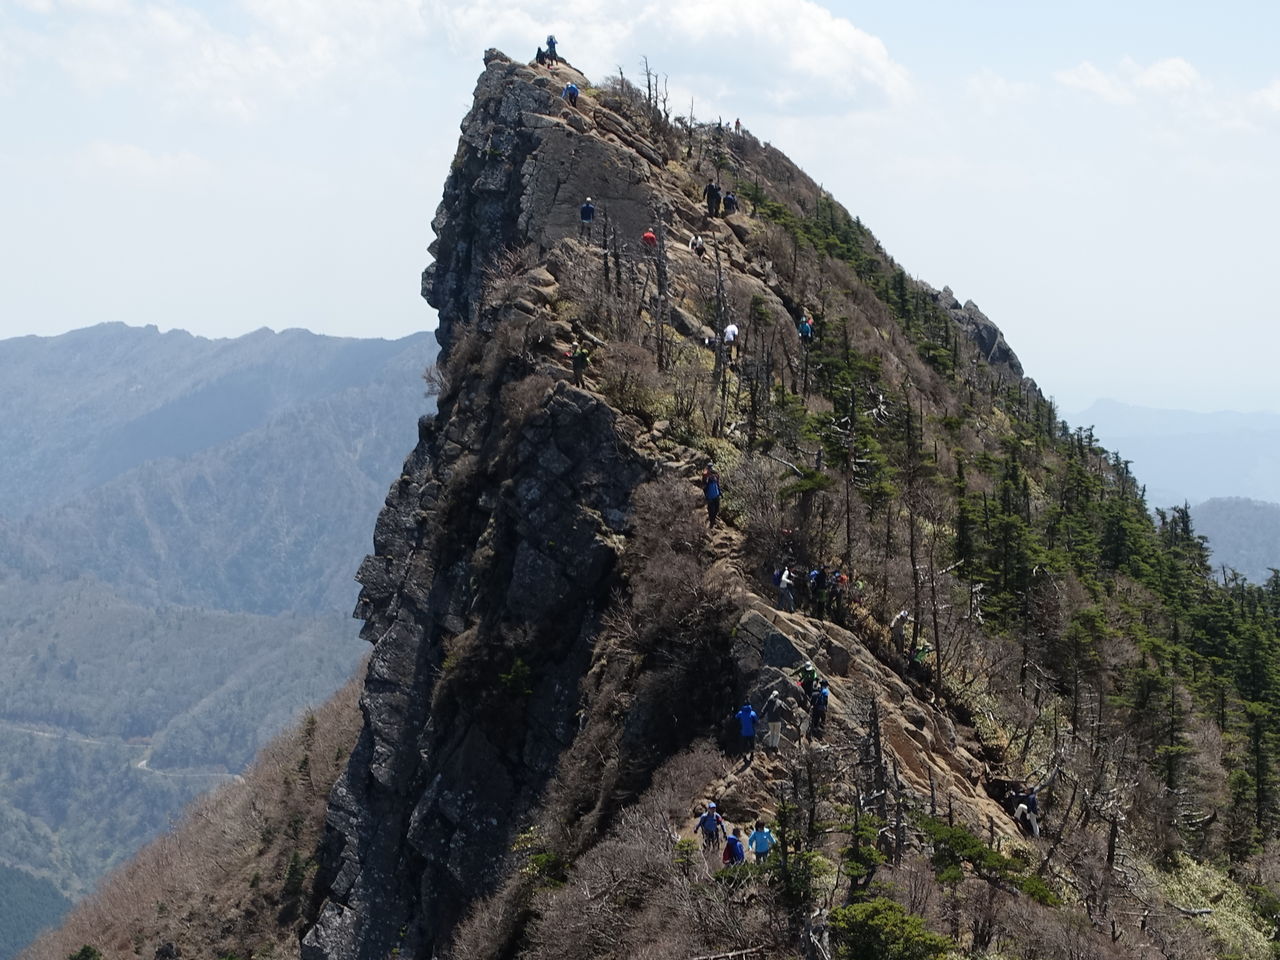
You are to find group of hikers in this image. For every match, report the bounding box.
[702,179,740,218]
[731,663,832,766]
[695,803,778,866]
[534,34,559,66]
[540,32,1048,851]
[773,563,861,622]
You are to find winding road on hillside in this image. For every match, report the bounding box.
[0,719,244,783]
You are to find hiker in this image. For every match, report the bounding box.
[793,660,820,698]
[702,462,722,526]
[747,820,775,862]
[808,565,828,619]
[829,570,848,620]
[689,234,706,259]
[735,701,759,761]
[762,689,790,751]
[1013,787,1040,837]
[723,826,747,866]
[697,802,727,849]
[545,34,558,64]
[722,321,738,361]
[565,341,591,388]
[891,610,911,659]
[723,191,738,215]
[734,117,741,135]
[798,314,814,344]
[641,227,658,250]
[578,197,595,239]
[535,47,547,67]
[562,81,579,107]
[808,680,830,738]
[703,179,722,217]
[776,566,796,612]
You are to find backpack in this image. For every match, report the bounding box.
[705,478,720,500]
[772,569,783,587]
[723,838,742,864]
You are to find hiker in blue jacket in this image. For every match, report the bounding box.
[701,462,722,526]
[579,197,595,240]
[747,820,776,862]
[696,802,727,849]
[562,81,579,107]
[808,680,830,738]
[735,701,759,762]
[722,826,747,866]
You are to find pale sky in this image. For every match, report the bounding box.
[4,0,1280,413]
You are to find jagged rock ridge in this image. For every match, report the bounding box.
[304,49,1037,959]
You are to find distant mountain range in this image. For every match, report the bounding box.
[1068,399,1280,582]
[1068,399,1280,507]
[0,323,435,955]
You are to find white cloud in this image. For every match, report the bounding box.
[1134,56,1201,93]
[426,0,911,112]
[966,67,1034,109]
[1055,60,1135,104]
[75,140,212,182]
[7,0,429,116]
[1253,79,1280,112]
[1056,56,1205,105]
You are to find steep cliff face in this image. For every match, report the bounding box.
[305,49,1032,958]
[305,53,666,959]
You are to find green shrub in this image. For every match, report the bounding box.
[828,898,951,960]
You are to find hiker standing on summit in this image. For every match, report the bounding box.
[545,34,558,64]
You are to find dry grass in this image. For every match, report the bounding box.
[24,666,366,960]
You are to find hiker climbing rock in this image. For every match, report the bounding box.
[775,565,796,612]
[735,701,758,762]
[578,197,594,239]
[808,565,828,618]
[798,313,814,345]
[545,34,558,64]
[792,660,820,698]
[762,689,791,751]
[689,234,706,259]
[747,820,775,862]
[1013,787,1040,837]
[702,461,722,526]
[703,179,722,217]
[722,321,738,361]
[561,81,579,107]
[808,680,830,738]
[641,227,658,251]
[697,802,727,849]
[723,191,738,215]
[565,341,591,388]
[722,826,747,866]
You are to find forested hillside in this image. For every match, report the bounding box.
[0,866,68,960]
[0,325,434,958]
[31,51,1280,960]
